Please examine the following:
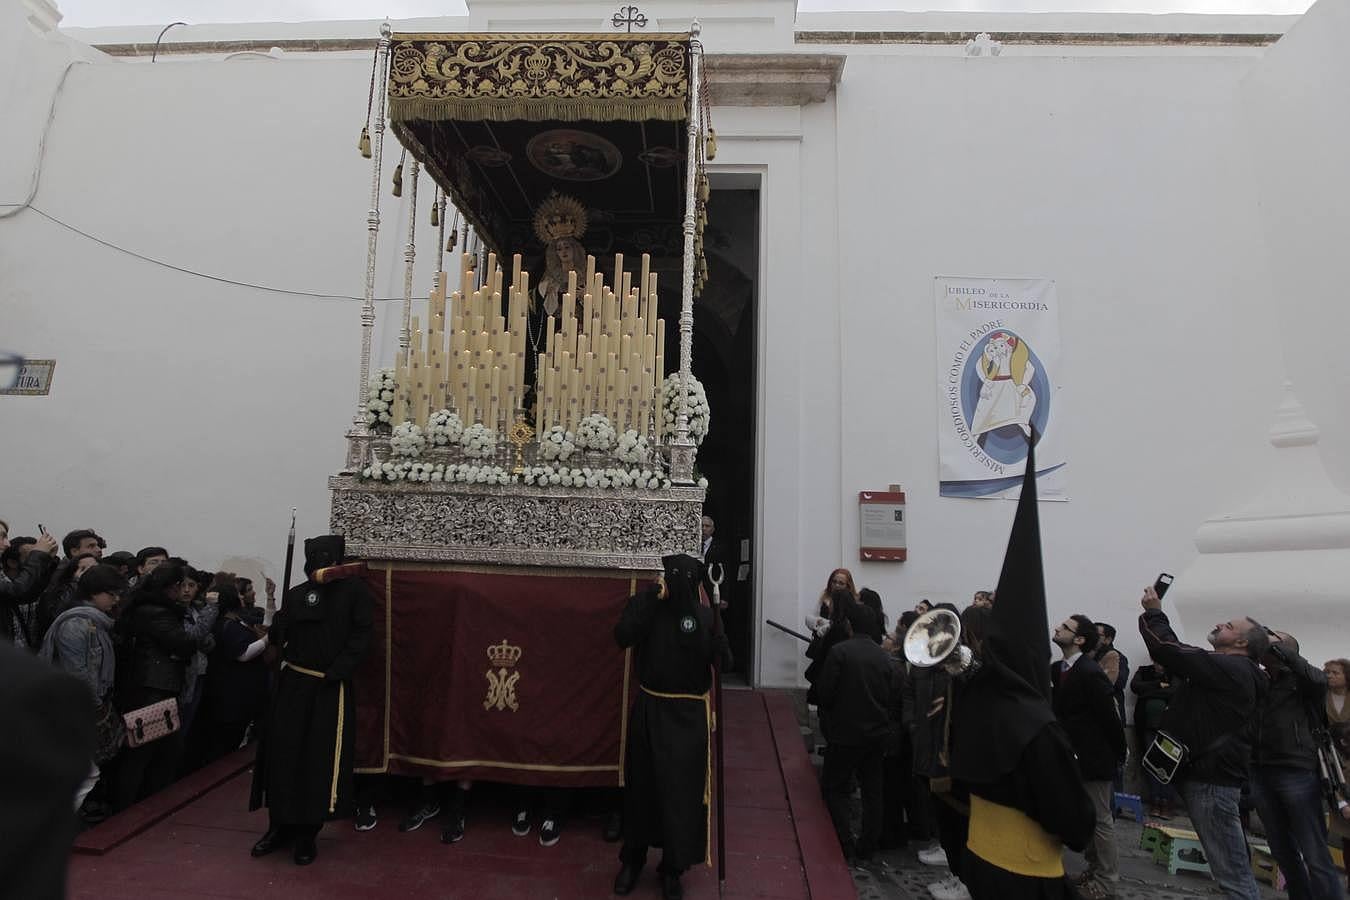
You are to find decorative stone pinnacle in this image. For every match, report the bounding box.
[1269,380,1320,449]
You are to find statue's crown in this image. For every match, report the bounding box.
[533,191,588,244]
[487,639,523,668]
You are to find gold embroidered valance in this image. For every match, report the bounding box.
[388,33,692,124]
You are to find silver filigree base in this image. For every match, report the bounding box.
[329,475,704,570]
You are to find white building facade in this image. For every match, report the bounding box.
[3,0,1347,686]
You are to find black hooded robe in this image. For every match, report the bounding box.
[615,585,732,873]
[249,573,374,826]
[951,658,1096,899]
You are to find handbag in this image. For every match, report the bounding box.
[122,697,180,748]
[1141,730,1187,784]
[1142,729,1239,785]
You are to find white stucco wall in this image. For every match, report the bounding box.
[5,0,1337,687]
[1242,0,1350,494]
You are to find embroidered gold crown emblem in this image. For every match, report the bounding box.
[532,191,588,244]
[487,639,523,668]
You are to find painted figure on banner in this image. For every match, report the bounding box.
[971,331,1037,447]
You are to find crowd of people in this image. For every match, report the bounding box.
[802,565,1350,900]
[0,519,725,900]
[0,521,274,824]
[9,512,1350,900]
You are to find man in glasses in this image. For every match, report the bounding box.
[1051,615,1126,899]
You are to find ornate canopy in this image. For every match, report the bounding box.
[387,32,708,276]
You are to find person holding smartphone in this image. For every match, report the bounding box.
[0,519,58,646]
[1138,579,1268,900]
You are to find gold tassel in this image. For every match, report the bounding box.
[706,129,718,161]
[391,163,403,197]
[430,204,439,227]
[446,230,457,252]
[358,126,371,159]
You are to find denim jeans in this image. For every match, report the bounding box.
[1177,780,1261,900]
[1252,766,1346,900]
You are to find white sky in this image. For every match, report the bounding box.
[58,0,1312,28]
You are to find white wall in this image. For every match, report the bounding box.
[1,37,440,574]
[752,50,1282,685]
[1242,0,1350,494]
[1,3,1306,686]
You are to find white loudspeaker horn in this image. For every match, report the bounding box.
[903,608,974,673]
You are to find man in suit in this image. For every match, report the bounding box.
[0,642,97,900]
[1051,614,1126,899]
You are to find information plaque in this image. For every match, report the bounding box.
[859,490,907,562]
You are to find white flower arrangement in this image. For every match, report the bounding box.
[661,374,711,446]
[615,429,651,465]
[426,409,464,446]
[445,463,515,485]
[363,368,397,431]
[537,425,577,462]
[459,423,498,460]
[520,465,672,491]
[390,421,427,458]
[359,460,516,485]
[574,413,618,452]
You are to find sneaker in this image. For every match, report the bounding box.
[512,809,531,837]
[538,818,560,847]
[398,800,440,833]
[441,815,466,844]
[355,805,377,832]
[917,845,949,867]
[928,875,972,900]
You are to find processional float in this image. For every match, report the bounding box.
[326,24,718,793]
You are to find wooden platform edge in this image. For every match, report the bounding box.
[73,747,256,856]
[760,689,857,900]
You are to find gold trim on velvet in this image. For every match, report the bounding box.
[389,755,620,773]
[354,562,637,784]
[383,566,392,770]
[618,576,636,786]
[388,34,691,124]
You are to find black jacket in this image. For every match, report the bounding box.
[116,594,202,705]
[1139,609,1265,787]
[804,620,850,706]
[0,550,56,643]
[0,644,96,900]
[816,634,901,746]
[1051,655,1127,781]
[1130,664,1176,733]
[1254,643,1327,772]
[904,664,952,778]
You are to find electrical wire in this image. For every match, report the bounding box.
[19,205,423,302]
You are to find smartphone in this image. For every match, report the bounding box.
[1154,573,1174,600]
[38,524,48,536]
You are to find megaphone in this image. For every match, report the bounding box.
[903,607,975,674]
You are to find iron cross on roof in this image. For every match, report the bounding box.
[611,5,648,32]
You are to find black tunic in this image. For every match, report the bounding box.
[615,587,732,872]
[249,575,374,825]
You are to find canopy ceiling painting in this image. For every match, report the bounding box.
[387,32,708,276]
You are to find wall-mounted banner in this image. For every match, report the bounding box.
[935,277,1066,500]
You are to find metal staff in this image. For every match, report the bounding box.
[766,619,812,643]
[708,562,727,883]
[281,508,297,595]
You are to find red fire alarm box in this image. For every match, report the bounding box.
[859,490,907,562]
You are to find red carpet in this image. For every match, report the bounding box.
[68,690,854,899]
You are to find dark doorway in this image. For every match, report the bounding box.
[691,182,760,682]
